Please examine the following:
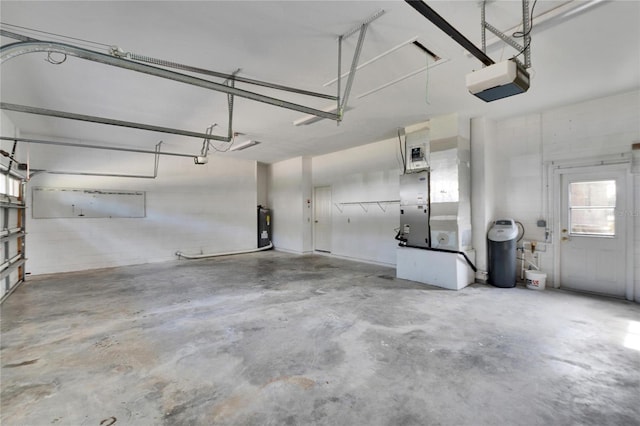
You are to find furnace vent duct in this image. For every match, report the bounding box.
[428,133,472,252]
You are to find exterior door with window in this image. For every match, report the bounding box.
[559,166,628,297]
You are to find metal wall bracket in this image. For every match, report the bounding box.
[335,200,400,213]
[481,0,531,68]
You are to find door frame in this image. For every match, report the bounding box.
[552,161,634,300]
[313,185,332,253]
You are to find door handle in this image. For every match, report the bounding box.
[561,236,570,241]
[314,220,318,223]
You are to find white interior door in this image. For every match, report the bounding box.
[314,186,332,253]
[559,165,628,297]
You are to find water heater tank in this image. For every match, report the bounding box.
[257,206,272,248]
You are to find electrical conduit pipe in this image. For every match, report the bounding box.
[175,242,273,260]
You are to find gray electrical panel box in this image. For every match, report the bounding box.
[405,128,429,173]
[399,170,430,248]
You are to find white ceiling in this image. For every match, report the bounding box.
[1,1,639,164]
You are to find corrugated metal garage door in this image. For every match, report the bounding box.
[0,171,26,302]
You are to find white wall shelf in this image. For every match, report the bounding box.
[334,200,400,213]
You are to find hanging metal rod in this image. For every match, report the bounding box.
[1,102,230,141]
[127,53,338,101]
[0,40,341,122]
[404,0,495,67]
[0,29,37,42]
[481,0,531,69]
[32,170,157,179]
[0,136,196,158]
[339,23,368,118]
[1,28,337,101]
[28,141,163,179]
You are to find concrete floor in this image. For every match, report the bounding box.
[1,251,639,426]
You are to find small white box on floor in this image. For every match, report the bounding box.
[396,247,475,290]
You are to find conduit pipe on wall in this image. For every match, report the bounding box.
[175,242,273,260]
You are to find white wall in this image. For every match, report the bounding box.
[312,138,401,266]
[267,156,312,254]
[25,141,258,275]
[480,90,640,298]
[1,111,17,139]
[257,162,269,208]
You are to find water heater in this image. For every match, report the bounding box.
[257,206,271,248]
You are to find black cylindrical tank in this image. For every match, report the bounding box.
[488,219,518,288]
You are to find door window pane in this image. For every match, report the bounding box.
[569,180,615,236]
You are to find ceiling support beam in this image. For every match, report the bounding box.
[127,52,338,101]
[0,40,341,122]
[0,136,196,158]
[1,102,230,141]
[405,0,495,67]
[28,142,163,180]
[338,22,368,120]
[1,28,337,101]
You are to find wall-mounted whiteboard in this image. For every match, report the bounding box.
[33,187,146,218]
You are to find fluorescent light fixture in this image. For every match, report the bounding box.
[230,140,260,151]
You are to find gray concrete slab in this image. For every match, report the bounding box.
[1,251,639,425]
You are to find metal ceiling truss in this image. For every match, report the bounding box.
[1,102,231,142]
[0,12,382,171]
[481,0,531,68]
[28,141,164,180]
[0,29,345,130]
[1,9,381,135]
[0,136,196,159]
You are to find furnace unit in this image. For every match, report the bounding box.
[399,171,430,248]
